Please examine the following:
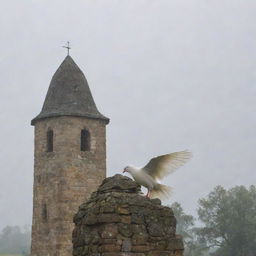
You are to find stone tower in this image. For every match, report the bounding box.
[30,55,109,256]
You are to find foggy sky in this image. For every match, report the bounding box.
[0,0,255,230]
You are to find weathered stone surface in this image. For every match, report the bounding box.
[147,223,165,237]
[98,213,121,223]
[72,175,183,256]
[83,212,98,225]
[102,224,118,239]
[100,244,121,252]
[31,116,107,256]
[131,213,144,224]
[101,204,116,213]
[166,238,184,250]
[102,254,145,256]
[148,251,174,256]
[131,245,150,252]
[117,206,130,215]
[101,239,117,244]
[118,223,133,237]
[122,239,132,252]
[84,229,100,245]
[98,175,141,194]
[132,234,148,245]
[174,250,183,256]
[151,198,161,205]
[121,215,132,224]
[73,246,84,256]
[153,241,168,251]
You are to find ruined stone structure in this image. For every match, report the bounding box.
[31,55,109,256]
[73,175,184,256]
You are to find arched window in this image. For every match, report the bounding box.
[46,129,53,152]
[81,129,90,151]
[42,203,48,222]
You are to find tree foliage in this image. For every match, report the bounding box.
[0,225,31,255]
[197,185,256,256]
[171,202,209,256]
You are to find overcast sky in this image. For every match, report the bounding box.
[0,0,255,230]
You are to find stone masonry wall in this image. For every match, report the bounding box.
[31,116,107,256]
[73,175,184,256]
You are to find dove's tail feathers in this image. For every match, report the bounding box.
[150,184,172,200]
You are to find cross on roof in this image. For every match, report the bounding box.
[62,41,71,55]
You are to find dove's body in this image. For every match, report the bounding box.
[123,150,191,199]
[125,166,156,190]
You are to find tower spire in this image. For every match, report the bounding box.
[31,55,109,125]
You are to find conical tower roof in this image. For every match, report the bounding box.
[31,56,109,125]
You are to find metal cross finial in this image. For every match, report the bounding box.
[62,41,71,55]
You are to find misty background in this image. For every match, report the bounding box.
[0,0,255,230]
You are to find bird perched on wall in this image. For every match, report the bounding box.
[122,150,192,199]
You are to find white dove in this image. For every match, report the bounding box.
[122,150,192,199]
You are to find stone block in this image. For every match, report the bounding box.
[100,244,121,252]
[72,235,84,248]
[98,213,121,223]
[83,212,98,225]
[154,241,167,250]
[73,246,84,256]
[174,250,183,256]
[118,223,133,237]
[132,224,147,234]
[101,204,116,213]
[131,213,144,224]
[151,198,161,205]
[102,224,119,239]
[132,233,148,245]
[83,246,89,254]
[90,245,99,253]
[101,239,117,244]
[131,245,150,252]
[102,254,145,256]
[148,251,174,256]
[117,207,130,215]
[121,215,132,224]
[166,238,184,250]
[122,239,132,252]
[84,229,100,245]
[147,223,164,237]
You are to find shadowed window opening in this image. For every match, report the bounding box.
[46,130,53,152]
[42,204,47,222]
[81,129,90,151]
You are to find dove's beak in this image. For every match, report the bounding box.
[123,169,126,173]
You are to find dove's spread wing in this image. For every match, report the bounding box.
[142,150,192,180]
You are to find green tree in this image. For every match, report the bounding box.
[171,202,209,256]
[197,185,256,256]
[0,225,31,255]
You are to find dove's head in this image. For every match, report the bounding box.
[123,165,136,174]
